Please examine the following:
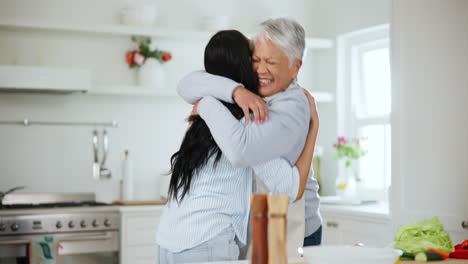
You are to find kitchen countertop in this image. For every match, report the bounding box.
[189,258,468,264]
[186,258,305,264]
[118,204,165,212]
[0,204,166,215]
[320,200,390,221]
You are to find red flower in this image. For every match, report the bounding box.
[125,51,134,65]
[162,53,172,62]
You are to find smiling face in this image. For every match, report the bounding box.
[252,38,302,97]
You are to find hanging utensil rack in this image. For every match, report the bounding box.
[0,118,118,127]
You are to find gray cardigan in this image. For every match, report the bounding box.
[177,71,321,236]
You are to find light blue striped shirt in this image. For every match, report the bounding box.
[156,154,300,252]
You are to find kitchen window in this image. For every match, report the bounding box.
[337,25,391,200]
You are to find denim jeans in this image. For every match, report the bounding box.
[303,225,322,246]
[157,227,240,264]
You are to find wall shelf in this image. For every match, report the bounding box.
[89,85,334,102]
[89,85,177,97]
[0,18,333,49]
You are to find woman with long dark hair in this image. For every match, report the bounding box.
[156,30,318,263]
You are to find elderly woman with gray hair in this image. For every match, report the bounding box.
[169,17,321,258]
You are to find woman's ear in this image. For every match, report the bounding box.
[291,59,303,80]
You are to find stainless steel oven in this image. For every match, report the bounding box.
[0,193,120,264]
[0,231,119,264]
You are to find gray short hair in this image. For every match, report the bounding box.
[254,17,306,65]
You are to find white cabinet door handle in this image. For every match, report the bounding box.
[326,221,339,228]
[462,220,468,229]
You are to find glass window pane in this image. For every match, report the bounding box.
[358,125,387,190]
[357,48,391,118]
[385,124,392,188]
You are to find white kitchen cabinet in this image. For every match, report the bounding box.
[320,202,392,247]
[119,206,164,264]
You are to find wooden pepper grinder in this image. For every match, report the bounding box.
[251,194,268,264]
[267,194,289,264]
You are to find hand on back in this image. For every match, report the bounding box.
[302,89,319,131]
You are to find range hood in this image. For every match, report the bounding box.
[0,65,91,94]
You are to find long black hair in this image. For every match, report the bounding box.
[168,30,259,203]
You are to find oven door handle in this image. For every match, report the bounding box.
[0,239,30,246]
[60,232,113,242]
[0,232,114,246]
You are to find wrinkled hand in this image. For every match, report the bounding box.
[303,89,319,130]
[232,86,269,124]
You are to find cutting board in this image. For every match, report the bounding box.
[112,200,167,206]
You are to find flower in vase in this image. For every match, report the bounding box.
[125,51,134,65]
[162,53,172,62]
[134,53,145,66]
[125,36,172,68]
[333,136,367,181]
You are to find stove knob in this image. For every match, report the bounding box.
[80,220,87,228]
[68,221,75,228]
[56,221,63,229]
[11,223,19,232]
[104,219,111,227]
[92,220,99,228]
[0,223,6,231]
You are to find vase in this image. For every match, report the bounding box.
[335,160,358,199]
[137,58,165,88]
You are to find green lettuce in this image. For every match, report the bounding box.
[394,217,454,254]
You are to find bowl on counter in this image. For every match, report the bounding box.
[303,245,402,264]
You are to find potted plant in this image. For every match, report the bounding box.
[125,36,172,88]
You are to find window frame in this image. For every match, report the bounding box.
[337,24,391,200]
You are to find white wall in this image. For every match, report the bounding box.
[391,0,468,241]
[0,95,191,202]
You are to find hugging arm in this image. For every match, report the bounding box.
[178,71,268,123]
[253,96,319,201]
[198,96,308,168]
[177,70,241,104]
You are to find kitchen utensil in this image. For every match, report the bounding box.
[101,129,109,166]
[0,186,26,205]
[99,129,112,179]
[303,245,402,264]
[268,195,289,264]
[121,150,133,199]
[92,129,100,179]
[251,194,268,264]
